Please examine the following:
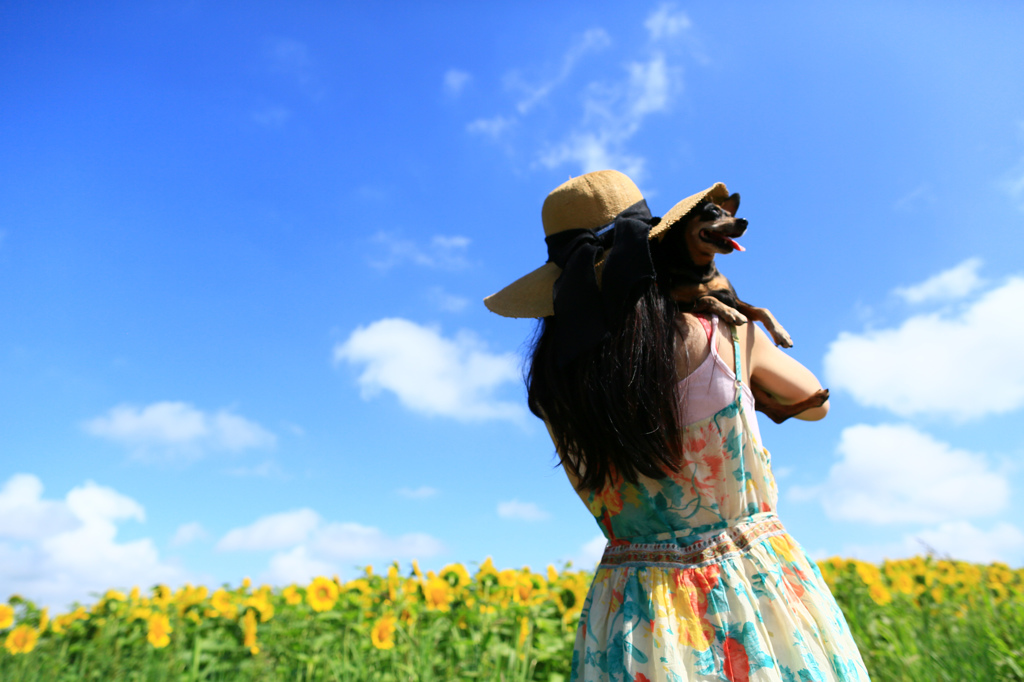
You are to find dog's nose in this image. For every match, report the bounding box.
[735,218,748,231]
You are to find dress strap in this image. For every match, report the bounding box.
[730,324,742,384]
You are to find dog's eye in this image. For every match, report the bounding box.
[700,204,720,219]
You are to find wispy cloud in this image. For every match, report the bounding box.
[892,258,986,304]
[842,521,1024,565]
[538,51,679,179]
[369,232,472,271]
[170,521,209,548]
[83,401,276,461]
[567,534,607,568]
[497,499,551,522]
[397,486,439,500]
[334,318,524,423]
[217,508,321,551]
[251,105,291,128]
[0,473,184,608]
[217,508,444,584]
[266,38,325,99]
[468,7,696,179]
[644,3,692,41]
[790,423,1008,524]
[893,182,936,212]
[506,28,611,115]
[444,69,472,96]
[466,115,516,139]
[1002,121,1024,209]
[824,271,1024,420]
[426,286,469,313]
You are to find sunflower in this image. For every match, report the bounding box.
[282,585,302,606]
[147,613,172,649]
[0,604,13,629]
[245,590,275,622]
[242,608,259,654]
[868,583,892,606]
[424,577,453,612]
[306,576,339,613]
[4,625,39,655]
[440,563,471,589]
[370,615,397,650]
[210,589,238,619]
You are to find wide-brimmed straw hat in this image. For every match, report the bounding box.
[484,170,729,318]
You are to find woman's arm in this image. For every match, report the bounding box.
[746,322,829,421]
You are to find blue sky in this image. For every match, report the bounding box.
[3,1,1024,608]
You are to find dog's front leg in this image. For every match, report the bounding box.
[733,300,793,348]
[692,295,748,326]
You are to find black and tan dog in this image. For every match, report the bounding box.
[651,195,829,424]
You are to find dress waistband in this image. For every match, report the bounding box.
[599,513,786,570]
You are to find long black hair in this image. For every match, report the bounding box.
[526,280,686,491]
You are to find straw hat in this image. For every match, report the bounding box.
[484,170,729,318]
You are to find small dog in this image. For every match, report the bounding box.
[651,195,829,424]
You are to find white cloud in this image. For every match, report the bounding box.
[334,318,525,423]
[824,275,1024,420]
[0,474,80,540]
[83,401,276,460]
[225,460,283,478]
[538,50,681,179]
[892,258,986,304]
[170,522,208,548]
[1003,124,1024,208]
[251,106,291,128]
[444,69,471,95]
[311,522,443,562]
[466,115,515,139]
[644,4,692,41]
[469,11,691,178]
[0,474,183,609]
[497,499,551,522]
[843,521,1024,565]
[263,545,336,585]
[216,508,321,551]
[893,183,936,212]
[570,534,607,568]
[397,486,439,499]
[218,510,444,585]
[791,423,1008,525]
[266,38,324,99]
[426,287,469,313]
[508,28,611,115]
[369,232,472,271]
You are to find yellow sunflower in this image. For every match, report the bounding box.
[306,576,339,613]
[282,585,302,606]
[210,589,238,619]
[868,582,892,606]
[242,608,259,654]
[4,625,39,655]
[0,604,14,629]
[370,615,397,650]
[147,613,172,649]
[440,563,471,589]
[424,577,453,612]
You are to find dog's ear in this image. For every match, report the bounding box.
[720,193,740,216]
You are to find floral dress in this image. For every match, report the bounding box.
[569,325,870,682]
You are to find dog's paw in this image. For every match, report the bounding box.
[773,329,793,348]
[722,310,748,325]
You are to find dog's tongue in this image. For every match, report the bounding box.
[726,238,746,252]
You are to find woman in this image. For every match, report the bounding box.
[485,171,869,681]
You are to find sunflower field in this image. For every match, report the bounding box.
[2,556,1024,681]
